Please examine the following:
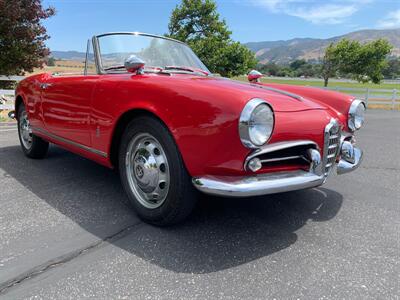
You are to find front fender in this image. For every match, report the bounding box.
[92,76,249,177]
[261,83,355,130]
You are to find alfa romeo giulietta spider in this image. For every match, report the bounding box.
[13,32,365,225]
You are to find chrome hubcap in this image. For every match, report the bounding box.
[125,133,170,209]
[19,110,33,150]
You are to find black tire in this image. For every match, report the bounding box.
[118,116,197,226]
[17,103,49,159]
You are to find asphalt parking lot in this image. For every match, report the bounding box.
[0,110,399,299]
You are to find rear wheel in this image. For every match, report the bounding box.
[119,116,197,226]
[18,104,49,158]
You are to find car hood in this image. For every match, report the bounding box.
[168,75,326,112]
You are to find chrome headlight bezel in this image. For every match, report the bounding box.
[348,99,366,132]
[239,98,274,149]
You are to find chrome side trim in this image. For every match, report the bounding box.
[192,171,324,198]
[32,127,108,158]
[245,140,318,170]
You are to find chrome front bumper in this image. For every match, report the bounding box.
[192,143,363,198]
[193,171,325,197]
[337,146,363,175]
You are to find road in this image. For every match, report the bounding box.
[0,110,399,299]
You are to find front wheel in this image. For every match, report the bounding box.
[17,104,49,159]
[118,116,197,226]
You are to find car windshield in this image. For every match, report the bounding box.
[96,33,210,74]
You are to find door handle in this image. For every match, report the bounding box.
[40,83,53,89]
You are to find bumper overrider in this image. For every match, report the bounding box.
[192,132,363,198]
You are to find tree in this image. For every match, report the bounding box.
[321,38,392,86]
[167,0,256,77]
[322,43,339,87]
[289,59,307,71]
[47,56,56,66]
[382,58,400,79]
[258,62,280,76]
[0,0,55,76]
[350,39,392,83]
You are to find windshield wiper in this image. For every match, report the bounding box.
[104,65,163,73]
[104,65,208,76]
[164,66,195,72]
[164,66,209,76]
[104,65,125,71]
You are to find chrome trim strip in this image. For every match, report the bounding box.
[95,32,187,46]
[84,39,90,76]
[245,140,318,170]
[192,171,325,197]
[260,155,304,163]
[32,127,108,158]
[93,35,104,74]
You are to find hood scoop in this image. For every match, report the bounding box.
[249,83,304,102]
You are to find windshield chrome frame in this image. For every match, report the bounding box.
[92,32,194,75]
[84,39,90,75]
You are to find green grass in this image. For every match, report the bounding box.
[233,76,400,110]
[0,115,10,122]
[234,76,399,90]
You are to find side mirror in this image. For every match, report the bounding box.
[247,70,263,83]
[124,55,145,74]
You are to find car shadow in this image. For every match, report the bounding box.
[0,145,343,274]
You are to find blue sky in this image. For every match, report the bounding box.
[43,0,400,51]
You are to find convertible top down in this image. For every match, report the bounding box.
[14,32,365,225]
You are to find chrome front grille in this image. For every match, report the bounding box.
[323,119,341,177]
[244,140,318,172]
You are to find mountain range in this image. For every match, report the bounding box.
[50,29,400,64]
[245,29,400,64]
[50,50,87,60]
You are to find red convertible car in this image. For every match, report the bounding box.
[13,32,365,225]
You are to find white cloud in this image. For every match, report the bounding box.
[251,0,367,24]
[377,9,400,29]
[289,4,358,24]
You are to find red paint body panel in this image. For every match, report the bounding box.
[261,82,355,130]
[15,72,355,177]
[41,73,99,146]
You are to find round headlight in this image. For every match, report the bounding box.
[348,99,365,131]
[239,98,274,148]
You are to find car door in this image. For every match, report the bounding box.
[41,74,99,147]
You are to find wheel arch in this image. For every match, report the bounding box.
[109,108,176,168]
[14,95,24,119]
